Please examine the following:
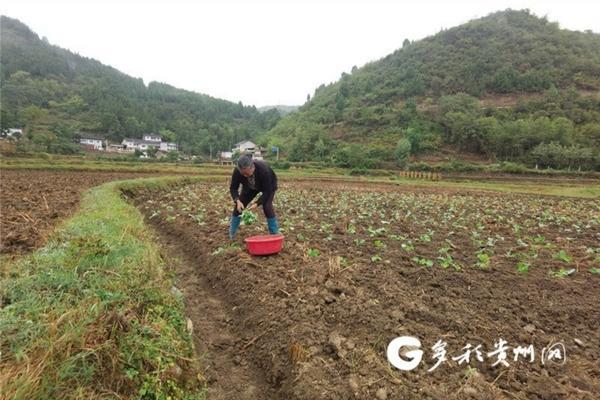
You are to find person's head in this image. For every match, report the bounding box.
[237,154,255,177]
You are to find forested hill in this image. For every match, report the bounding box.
[266,10,600,170]
[0,16,280,155]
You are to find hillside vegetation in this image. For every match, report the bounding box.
[0,16,280,156]
[264,10,600,170]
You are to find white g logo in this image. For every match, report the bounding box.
[387,336,423,371]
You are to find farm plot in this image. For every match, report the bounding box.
[133,181,600,399]
[0,169,175,255]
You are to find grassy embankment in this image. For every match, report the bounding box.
[0,176,206,400]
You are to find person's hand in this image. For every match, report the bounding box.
[236,199,244,213]
[248,202,258,211]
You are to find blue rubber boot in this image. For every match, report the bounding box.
[229,215,241,238]
[267,217,279,234]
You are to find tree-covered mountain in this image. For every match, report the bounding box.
[265,10,600,170]
[0,16,281,155]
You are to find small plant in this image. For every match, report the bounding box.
[464,366,478,378]
[189,212,205,225]
[475,250,491,269]
[401,241,414,252]
[367,227,386,237]
[533,235,546,244]
[516,261,530,273]
[241,210,257,225]
[212,246,226,256]
[438,255,459,270]
[411,257,433,267]
[553,250,572,263]
[307,248,320,257]
[212,243,239,256]
[371,255,382,262]
[589,267,600,275]
[373,239,386,248]
[149,210,160,219]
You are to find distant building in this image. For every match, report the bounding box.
[1,128,22,140]
[229,140,264,160]
[233,140,257,154]
[122,138,159,151]
[122,134,178,153]
[159,141,178,152]
[78,132,106,151]
[7,128,22,137]
[143,133,162,142]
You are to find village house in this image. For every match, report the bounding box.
[159,141,178,152]
[220,140,264,161]
[121,134,178,153]
[143,134,162,142]
[220,151,233,160]
[78,132,106,151]
[0,128,23,139]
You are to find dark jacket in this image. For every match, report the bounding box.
[230,160,278,205]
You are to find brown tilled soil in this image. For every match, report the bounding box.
[131,181,600,400]
[0,169,181,255]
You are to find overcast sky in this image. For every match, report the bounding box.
[1,0,599,107]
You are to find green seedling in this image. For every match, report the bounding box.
[475,250,491,269]
[553,250,572,263]
[241,210,257,225]
[307,248,320,257]
[516,261,530,273]
[412,257,434,267]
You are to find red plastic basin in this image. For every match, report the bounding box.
[244,234,284,255]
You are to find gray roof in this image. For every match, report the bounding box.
[234,140,255,146]
[123,138,160,145]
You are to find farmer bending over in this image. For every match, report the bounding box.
[229,154,279,238]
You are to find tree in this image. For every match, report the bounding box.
[395,138,411,167]
[146,146,159,158]
[159,129,176,142]
[333,144,373,169]
[124,116,142,136]
[165,150,179,162]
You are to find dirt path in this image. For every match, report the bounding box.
[158,233,280,399]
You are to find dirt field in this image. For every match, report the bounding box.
[131,181,600,399]
[0,169,179,255]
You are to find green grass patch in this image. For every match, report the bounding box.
[0,177,205,399]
